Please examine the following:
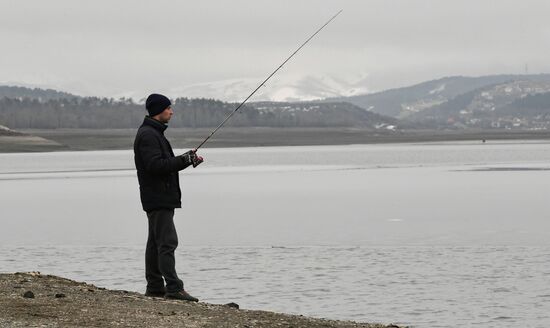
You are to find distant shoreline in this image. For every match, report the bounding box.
[1,127,550,153]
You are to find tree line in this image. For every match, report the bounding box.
[0,96,393,129]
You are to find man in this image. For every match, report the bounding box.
[134,93,203,301]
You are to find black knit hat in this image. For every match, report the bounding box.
[145,94,171,117]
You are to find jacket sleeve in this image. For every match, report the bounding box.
[138,132,191,174]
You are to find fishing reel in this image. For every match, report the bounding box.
[181,150,203,168]
[191,151,204,168]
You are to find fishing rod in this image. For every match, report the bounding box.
[194,9,343,151]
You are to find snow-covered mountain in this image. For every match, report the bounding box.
[166,74,371,102]
[4,74,372,103]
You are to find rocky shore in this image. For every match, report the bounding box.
[0,272,404,328]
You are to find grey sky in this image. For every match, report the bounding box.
[1,0,550,98]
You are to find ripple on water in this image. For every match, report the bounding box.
[1,245,550,328]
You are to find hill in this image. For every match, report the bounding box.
[0,85,79,101]
[406,80,550,129]
[4,75,550,131]
[163,74,370,103]
[0,96,398,129]
[329,74,550,119]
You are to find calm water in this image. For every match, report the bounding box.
[1,141,550,327]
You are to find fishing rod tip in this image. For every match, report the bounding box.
[332,9,343,18]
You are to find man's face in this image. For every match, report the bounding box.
[154,106,173,124]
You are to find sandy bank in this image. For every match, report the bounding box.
[0,135,66,153]
[0,272,404,328]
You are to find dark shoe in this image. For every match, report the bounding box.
[145,288,166,298]
[165,290,199,302]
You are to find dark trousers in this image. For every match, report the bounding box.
[145,208,184,294]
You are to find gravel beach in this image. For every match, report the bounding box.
[0,272,404,328]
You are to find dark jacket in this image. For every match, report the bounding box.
[134,117,191,212]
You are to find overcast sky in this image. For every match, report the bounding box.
[1,0,550,98]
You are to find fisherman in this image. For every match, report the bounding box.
[134,93,203,301]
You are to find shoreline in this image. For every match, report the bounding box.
[0,127,549,153]
[0,272,404,328]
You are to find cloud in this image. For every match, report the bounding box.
[1,0,549,97]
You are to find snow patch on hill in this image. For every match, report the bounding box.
[167,74,371,102]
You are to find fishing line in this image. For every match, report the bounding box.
[194,9,343,150]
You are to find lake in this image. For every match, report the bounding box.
[1,141,549,327]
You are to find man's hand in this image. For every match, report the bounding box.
[180,149,204,168]
[191,149,204,168]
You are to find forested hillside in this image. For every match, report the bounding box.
[0,96,396,129]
